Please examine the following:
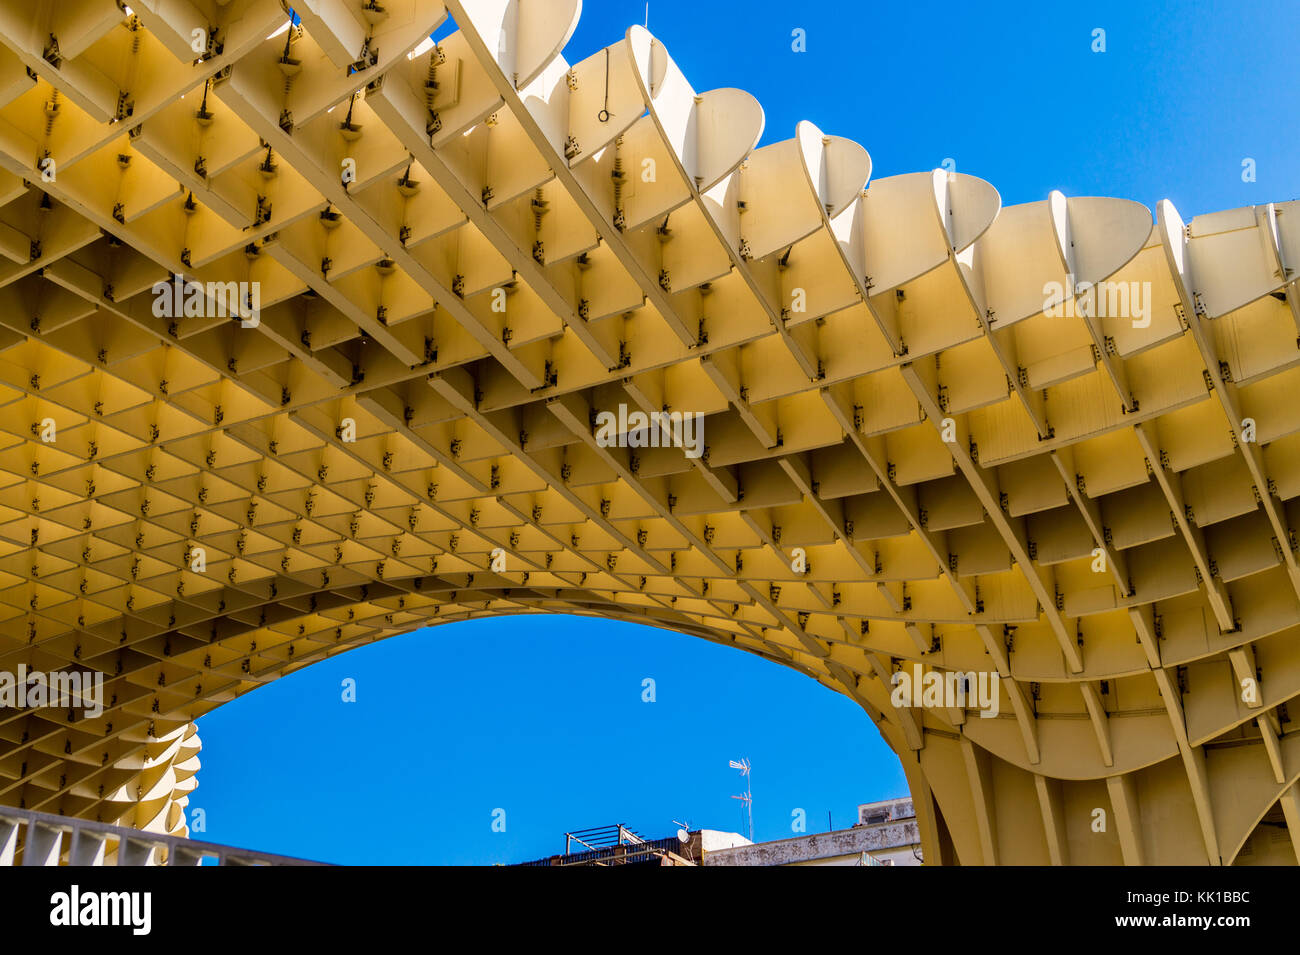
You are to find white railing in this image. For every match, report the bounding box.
[0,806,328,866]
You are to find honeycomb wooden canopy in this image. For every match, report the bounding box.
[1,0,1299,865]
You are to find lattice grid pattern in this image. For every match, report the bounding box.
[0,0,1298,864]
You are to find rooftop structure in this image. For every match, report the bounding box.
[519,798,921,866]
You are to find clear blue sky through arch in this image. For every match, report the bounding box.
[194,0,1299,864]
[194,615,904,864]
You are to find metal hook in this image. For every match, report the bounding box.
[599,47,611,123]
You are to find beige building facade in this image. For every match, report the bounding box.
[0,0,1298,865]
[702,797,922,866]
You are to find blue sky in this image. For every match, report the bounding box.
[195,616,899,864]
[193,0,1299,864]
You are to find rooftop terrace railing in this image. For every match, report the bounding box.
[0,805,329,866]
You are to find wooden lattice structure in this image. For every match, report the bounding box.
[1,0,1298,864]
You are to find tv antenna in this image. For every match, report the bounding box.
[672,818,694,862]
[729,758,753,842]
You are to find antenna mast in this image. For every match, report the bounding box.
[728,758,753,842]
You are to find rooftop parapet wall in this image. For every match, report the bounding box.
[703,822,921,866]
